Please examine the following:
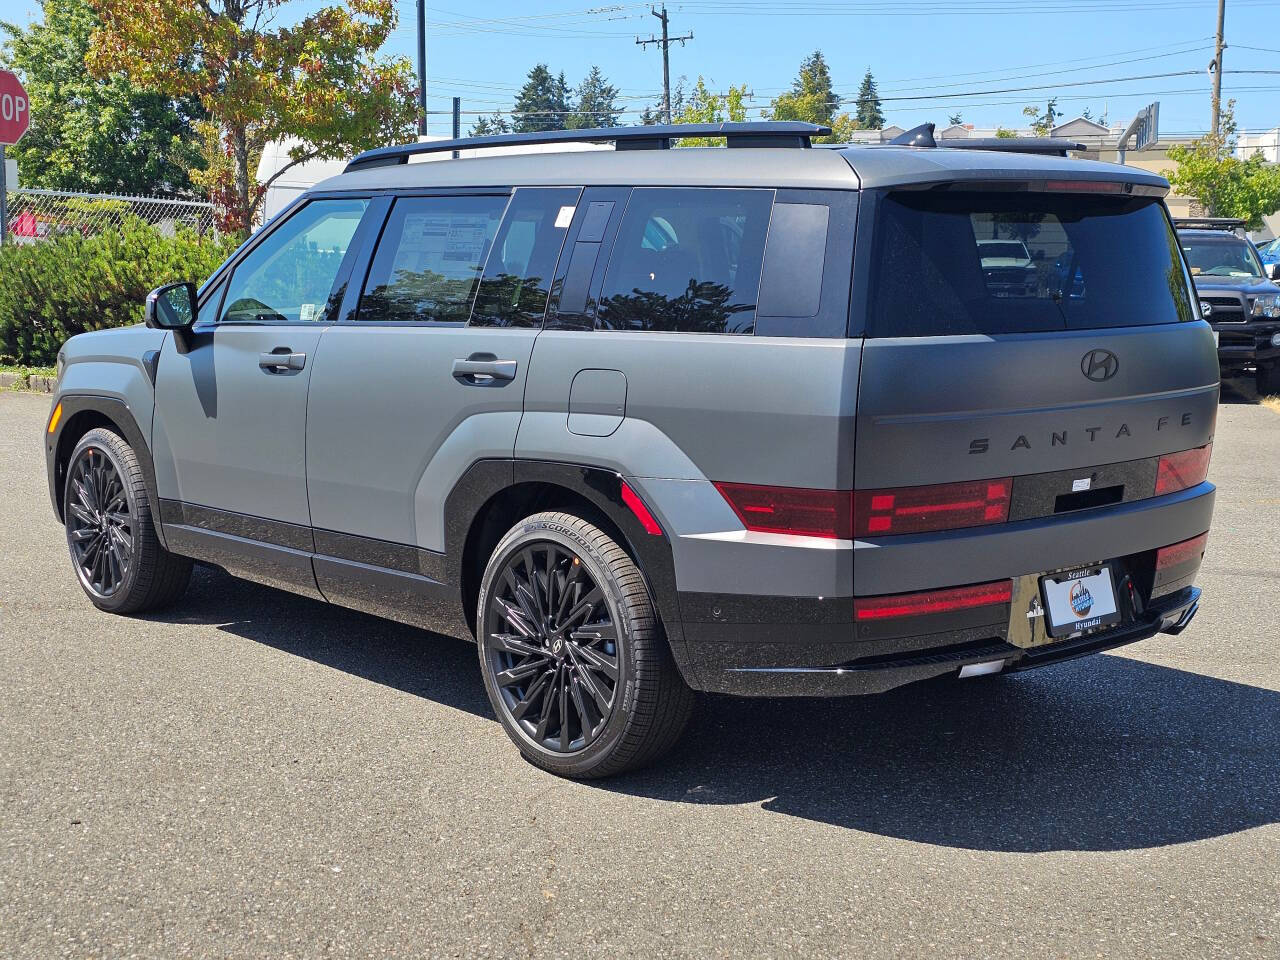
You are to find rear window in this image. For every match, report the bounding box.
[1180,237,1264,279]
[866,191,1194,337]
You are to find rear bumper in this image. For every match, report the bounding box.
[684,586,1199,696]
[674,483,1214,695]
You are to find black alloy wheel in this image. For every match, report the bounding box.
[477,512,694,778]
[63,427,192,614]
[67,444,133,598]
[484,542,620,753]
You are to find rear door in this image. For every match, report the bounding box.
[853,186,1219,517]
[304,187,580,611]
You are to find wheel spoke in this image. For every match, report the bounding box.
[494,658,546,688]
[561,586,603,630]
[570,621,618,645]
[569,674,596,746]
[572,658,613,716]
[559,668,571,752]
[511,668,555,721]
[574,642,619,682]
[521,548,547,621]
[489,631,544,659]
[494,598,537,639]
[534,668,559,742]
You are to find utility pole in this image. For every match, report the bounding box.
[416,0,428,135]
[1210,0,1226,137]
[636,5,692,124]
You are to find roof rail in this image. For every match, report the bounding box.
[344,122,832,172]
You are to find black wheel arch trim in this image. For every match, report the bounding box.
[443,458,697,685]
[47,394,166,550]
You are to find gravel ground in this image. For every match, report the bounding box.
[2,385,1278,959]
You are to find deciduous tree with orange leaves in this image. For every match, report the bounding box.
[87,0,417,235]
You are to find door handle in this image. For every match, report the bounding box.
[259,350,306,372]
[452,356,517,382]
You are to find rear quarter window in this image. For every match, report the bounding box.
[866,191,1194,338]
[596,187,773,334]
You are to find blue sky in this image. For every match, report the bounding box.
[393,0,1280,138]
[3,0,1278,138]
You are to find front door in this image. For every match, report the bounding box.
[152,197,372,594]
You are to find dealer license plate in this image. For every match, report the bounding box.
[1041,565,1121,637]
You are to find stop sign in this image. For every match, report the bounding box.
[0,70,29,146]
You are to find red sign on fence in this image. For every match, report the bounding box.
[0,70,30,146]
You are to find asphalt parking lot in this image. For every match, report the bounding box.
[2,384,1278,959]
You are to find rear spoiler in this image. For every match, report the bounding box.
[884,123,1085,157]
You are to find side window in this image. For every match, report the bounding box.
[358,195,507,324]
[597,188,773,334]
[470,187,581,328]
[220,199,368,324]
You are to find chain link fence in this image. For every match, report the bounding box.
[2,187,216,243]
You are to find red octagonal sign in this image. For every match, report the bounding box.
[0,70,30,146]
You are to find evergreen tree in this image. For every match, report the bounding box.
[568,65,620,129]
[768,50,841,135]
[469,111,509,137]
[512,64,569,133]
[854,68,884,130]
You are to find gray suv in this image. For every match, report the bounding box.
[44,122,1217,777]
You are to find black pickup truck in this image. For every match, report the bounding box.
[1176,218,1280,394]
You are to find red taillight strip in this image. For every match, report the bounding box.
[1156,532,1208,571]
[853,478,1011,537]
[620,481,663,536]
[1156,444,1212,496]
[854,580,1014,622]
[714,482,852,540]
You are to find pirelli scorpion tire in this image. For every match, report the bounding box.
[63,427,193,614]
[476,511,695,779]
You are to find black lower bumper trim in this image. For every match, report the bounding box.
[704,587,1199,697]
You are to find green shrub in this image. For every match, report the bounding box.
[0,217,236,366]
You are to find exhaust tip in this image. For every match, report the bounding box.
[959,659,1005,679]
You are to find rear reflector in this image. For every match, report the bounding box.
[854,579,1013,621]
[714,482,852,539]
[1155,444,1212,496]
[1156,532,1208,571]
[853,478,1011,537]
[620,481,663,536]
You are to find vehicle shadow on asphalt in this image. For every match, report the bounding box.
[1221,375,1262,404]
[156,566,1280,854]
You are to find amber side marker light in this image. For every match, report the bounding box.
[47,402,62,435]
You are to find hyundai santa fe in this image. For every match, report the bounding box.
[44,121,1217,778]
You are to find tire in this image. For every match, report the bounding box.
[1257,362,1279,397]
[476,511,694,779]
[63,427,192,614]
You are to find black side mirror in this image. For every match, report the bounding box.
[145,282,198,331]
[1270,263,1280,282]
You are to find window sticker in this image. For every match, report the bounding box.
[299,303,316,323]
[554,205,576,229]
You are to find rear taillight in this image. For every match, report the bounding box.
[854,579,1013,622]
[853,478,1011,537]
[1156,532,1208,571]
[1155,444,1212,496]
[714,482,852,539]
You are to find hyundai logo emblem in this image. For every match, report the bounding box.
[1081,349,1119,382]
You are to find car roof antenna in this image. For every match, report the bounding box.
[890,123,937,148]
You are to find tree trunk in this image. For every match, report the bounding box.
[231,126,251,239]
